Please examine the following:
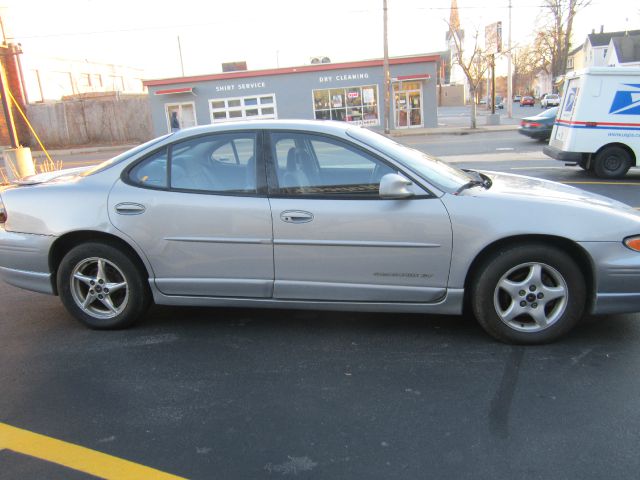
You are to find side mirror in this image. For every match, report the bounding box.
[379,173,414,199]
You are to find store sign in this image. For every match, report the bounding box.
[215,81,266,92]
[319,73,370,84]
[347,92,359,99]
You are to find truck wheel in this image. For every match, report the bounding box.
[593,146,631,179]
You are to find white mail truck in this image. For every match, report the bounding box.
[543,67,640,178]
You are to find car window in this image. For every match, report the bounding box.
[170,133,257,193]
[129,147,169,188]
[347,127,473,193]
[270,132,395,197]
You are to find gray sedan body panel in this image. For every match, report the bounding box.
[108,180,274,298]
[270,196,452,302]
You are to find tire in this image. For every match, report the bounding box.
[471,243,586,344]
[57,242,150,329]
[593,146,632,179]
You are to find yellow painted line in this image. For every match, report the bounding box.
[563,181,640,186]
[0,422,186,480]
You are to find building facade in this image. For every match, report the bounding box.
[143,55,438,136]
[21,55,145,103]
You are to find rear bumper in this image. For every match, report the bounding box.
[518,127,551,140]
[0,228,56,295]
[543,144,584,162]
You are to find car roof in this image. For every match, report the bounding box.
[168,119,354,140]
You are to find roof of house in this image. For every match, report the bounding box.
[588,29,640,47]
[568,44,583,57]
[611,35,640,64]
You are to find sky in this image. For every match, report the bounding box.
[1,0,638,80]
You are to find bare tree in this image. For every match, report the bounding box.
[447,24,492,129]
[512,43,549,95]
[538,0,591,85]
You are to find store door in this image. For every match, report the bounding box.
[165,103,197,133]
[393,82,423,128]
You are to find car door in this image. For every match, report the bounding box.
[267,130,453,303]
[108,130,274,298]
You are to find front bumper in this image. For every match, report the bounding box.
[0,228,56,295]
[580,241,640,315]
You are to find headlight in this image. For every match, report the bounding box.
[624,236,640,252]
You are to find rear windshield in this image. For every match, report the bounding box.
[81,134,171,177]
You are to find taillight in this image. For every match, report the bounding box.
[0,196,6,224]
[529,122,541,127]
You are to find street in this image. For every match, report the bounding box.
[2,128,640,479]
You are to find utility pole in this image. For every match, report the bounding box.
[383,0,391,134]
[0,53,18,148]
[507,0,513,118]
[491,54,496,115]
[177,36,185,77]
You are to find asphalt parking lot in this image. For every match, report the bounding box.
[3,130,640,478]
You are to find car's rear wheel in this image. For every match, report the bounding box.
[593,146,632,179]
[471,243,585,344]
[57,242,150,329]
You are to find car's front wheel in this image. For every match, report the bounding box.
[471,243,586,344]
[57,242,150,329]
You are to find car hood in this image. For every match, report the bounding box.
[475,170,635,211]
[14,166,92,185]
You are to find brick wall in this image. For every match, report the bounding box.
[0,44,30,148]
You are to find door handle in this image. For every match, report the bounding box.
[280,210,314,223]
[115,202,146,215]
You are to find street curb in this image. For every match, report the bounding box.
[390,124,519,137]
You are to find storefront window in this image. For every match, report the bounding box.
[313,85,379,127]
[209,94,278,123]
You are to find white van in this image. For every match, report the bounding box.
[543,67,640,178]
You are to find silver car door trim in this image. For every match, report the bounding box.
[164,236,273,245]
[273,239,440,248]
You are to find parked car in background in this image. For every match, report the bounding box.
[518,107,559,141]
[514,95,522,103]
[520,96,535,106]
[2,120,640,345]
[541,94,561,108]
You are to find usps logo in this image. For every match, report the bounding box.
[609,84,640,115]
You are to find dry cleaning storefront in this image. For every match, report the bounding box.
[143,54,439,136]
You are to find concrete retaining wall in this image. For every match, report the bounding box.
[26,95,153,148]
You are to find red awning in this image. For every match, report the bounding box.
[154,87,194,95]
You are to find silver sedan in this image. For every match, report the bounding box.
[2,120,640,344]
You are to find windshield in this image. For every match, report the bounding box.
[347,127,473,192]
[80,134,172,177]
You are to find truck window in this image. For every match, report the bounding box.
[559,78,579,122]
